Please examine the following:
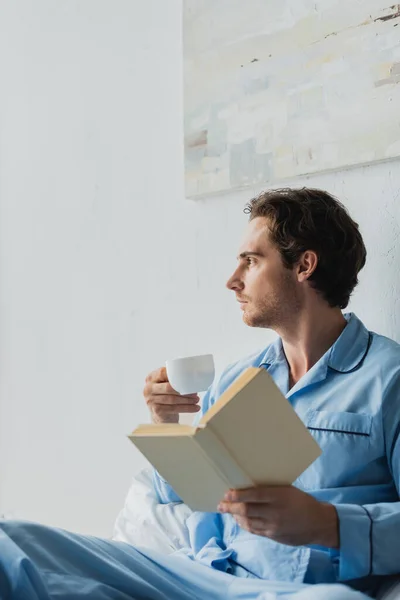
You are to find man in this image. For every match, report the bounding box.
[1,187,399,600]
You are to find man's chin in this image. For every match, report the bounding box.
[242,312,257,327]
[242,310,270,328]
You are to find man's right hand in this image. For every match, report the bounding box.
[144,367,201,424]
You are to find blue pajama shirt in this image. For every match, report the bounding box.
[153,313,400,587]
[1,312,399,599]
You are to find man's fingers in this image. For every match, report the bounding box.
[234,516,266,533]
[218,502,264,518]
[147,394,200,406]
[145,367,168,383]
[152,403,201,414]
[244,517,266,531]
[144,367,202,424]
[149,368,200,395]
[223,486,287,503]
[152,382,199,398]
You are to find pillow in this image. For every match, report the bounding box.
[112,468,192,554]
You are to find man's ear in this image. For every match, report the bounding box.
[296,250,318,282]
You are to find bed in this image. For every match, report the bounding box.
[113,468,400,600]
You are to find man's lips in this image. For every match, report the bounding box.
[236,298,248,308]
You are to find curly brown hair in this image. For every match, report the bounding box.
[244,187,366,309]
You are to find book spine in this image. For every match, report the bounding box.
[195,426,254,489]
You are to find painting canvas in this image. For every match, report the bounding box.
[183,0,400,198]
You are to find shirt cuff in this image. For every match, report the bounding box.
[334,503,372,581]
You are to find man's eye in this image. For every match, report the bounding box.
[246,257,255,265]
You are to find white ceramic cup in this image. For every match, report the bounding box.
[166,354,215,395]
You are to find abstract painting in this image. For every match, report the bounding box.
[183,0,400,198]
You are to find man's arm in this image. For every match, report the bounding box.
[220,372,400,581]
[332,373,400,580]
[333,499,400,580]
[218,476,400,581]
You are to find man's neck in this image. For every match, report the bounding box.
[277,307,347,387]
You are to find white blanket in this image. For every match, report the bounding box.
[112,468,192,554]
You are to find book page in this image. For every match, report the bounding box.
[202,368,321,485]
[129,434,230,512]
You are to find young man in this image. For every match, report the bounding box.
[1,188,399,600]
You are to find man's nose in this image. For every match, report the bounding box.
[226,269,244,291]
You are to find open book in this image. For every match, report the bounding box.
[129,367,321,512]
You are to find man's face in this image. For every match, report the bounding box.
[226,217,300,328]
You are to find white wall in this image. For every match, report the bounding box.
[0,0,399,536]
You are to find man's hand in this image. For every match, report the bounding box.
[144,367,200,424]
[218,485,339,549]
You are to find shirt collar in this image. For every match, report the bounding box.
[258,313,371,374]
[327,312,371,373]
[258,336,284,369]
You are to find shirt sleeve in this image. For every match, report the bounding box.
[152,384,215,504]
[333,372,400,581]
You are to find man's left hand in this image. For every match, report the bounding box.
[218,485,339,548]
